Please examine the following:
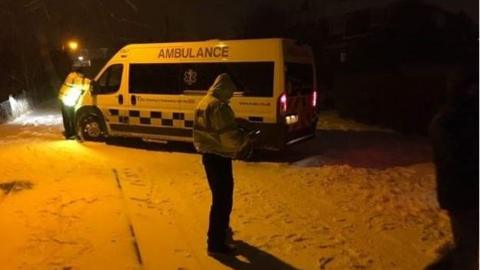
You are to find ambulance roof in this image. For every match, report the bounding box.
[109,38,312,64]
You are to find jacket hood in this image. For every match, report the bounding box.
[208,73,236,102]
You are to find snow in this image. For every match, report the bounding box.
[0,104,451,269]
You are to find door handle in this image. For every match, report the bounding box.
[118,94,123,105]
[131,95,137,106]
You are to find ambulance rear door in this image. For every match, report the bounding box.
[283,43,318,144]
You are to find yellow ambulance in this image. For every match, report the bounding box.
[62,38,318,150]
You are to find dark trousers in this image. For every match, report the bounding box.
[449,209,479,270]
[202,153,233,247]
[61,104,75,138]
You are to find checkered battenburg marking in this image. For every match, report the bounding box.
[107,109,194,128]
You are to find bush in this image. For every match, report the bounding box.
[334,65,450,134]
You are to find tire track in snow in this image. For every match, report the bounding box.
[113,168,145,268]
[119,167,209,270]
[161,177,208,270]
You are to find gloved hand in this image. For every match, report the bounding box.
[247,129,261,142]
[235,129,261,160]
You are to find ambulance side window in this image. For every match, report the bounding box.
[96,64,123,94]
[129,64,180,94]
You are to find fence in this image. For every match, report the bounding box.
[0,91,31,124]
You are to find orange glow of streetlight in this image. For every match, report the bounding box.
[67,41,79,51]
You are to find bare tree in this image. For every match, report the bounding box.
[0,0,147,101]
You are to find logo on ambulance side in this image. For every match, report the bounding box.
[184,69,197,86]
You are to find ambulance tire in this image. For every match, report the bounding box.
[236,143,255,161]
[76,113,105,141]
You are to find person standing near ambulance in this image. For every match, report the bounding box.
[58,71,83,139]
[193,73,252,255]
[426,68,478,270]
[58,65,93,140]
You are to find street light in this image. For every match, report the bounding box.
[67,40,79,52]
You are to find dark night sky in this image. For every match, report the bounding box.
[145,0,478,40]
[74,0,476,46]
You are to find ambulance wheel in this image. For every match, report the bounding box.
[76,114,105,141]
[236,143,255,161]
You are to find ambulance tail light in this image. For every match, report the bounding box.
[279,93,287,113]
[312,90,318,107]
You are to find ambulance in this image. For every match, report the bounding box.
[60,38,318,150]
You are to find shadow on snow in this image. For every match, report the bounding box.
[103,129,432,169]
[209,240,297,270]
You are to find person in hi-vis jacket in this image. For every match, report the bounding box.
[193,73,254,255]
[58,66,91,139]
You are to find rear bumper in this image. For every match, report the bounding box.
[249,121,316,151]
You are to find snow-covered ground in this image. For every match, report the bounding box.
[0,104,452,270]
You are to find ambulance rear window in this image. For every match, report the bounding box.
[129,62,274,97]
[285,63,313,96]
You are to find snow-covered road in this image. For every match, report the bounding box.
[0,104,452,270]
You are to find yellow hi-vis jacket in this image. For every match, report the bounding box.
[193,73,249,158]
[58,72,90,100]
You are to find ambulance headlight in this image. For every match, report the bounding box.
[62,86,83,107]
